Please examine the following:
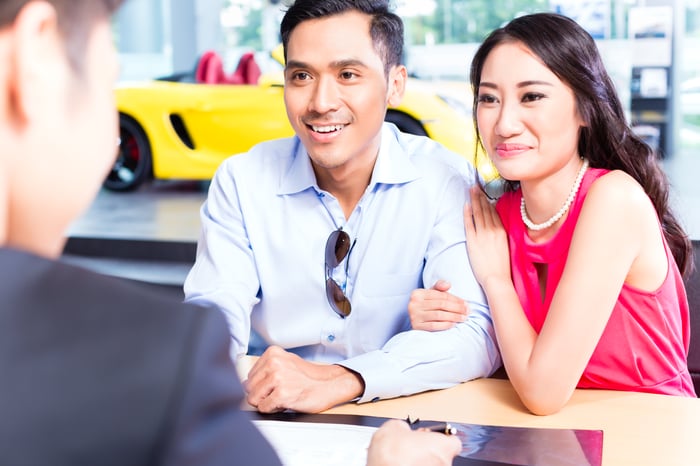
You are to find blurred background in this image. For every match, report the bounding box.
[63,0,700,293]
[113,0,700,157]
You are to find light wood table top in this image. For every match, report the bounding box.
[238,357,700,465]
[326,378,700,465]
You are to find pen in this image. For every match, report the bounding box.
[423,422,457,436]
[404,416,457,436]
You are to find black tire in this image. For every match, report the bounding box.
[384,111,428,137]
[104,114,152,191]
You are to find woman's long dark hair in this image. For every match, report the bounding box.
[470,13,692,276]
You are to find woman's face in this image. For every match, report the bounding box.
[475,41,584,183]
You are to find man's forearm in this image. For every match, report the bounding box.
[340,313,500,402]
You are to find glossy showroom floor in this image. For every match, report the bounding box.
[62,147,700,294]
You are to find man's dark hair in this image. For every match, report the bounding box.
[280,0,403,76]
[0,0,124,72]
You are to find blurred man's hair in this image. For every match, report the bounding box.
[0,0,124,72]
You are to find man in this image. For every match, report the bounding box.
[185,0,500,414]
[0,0,460,464]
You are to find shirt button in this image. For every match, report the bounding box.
[327,334,335,342]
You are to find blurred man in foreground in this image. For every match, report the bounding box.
[0,1,460,464]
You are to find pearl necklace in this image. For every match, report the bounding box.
[520,159,589,231]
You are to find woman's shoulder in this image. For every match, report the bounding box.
[586,169,651,212]
[579,169,660,245]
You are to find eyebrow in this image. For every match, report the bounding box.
[285,58,367,71]
[479,80,554,89]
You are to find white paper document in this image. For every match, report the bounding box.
[252,420,378,466]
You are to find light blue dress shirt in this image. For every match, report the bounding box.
[184,123,500,402]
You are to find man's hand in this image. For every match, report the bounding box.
[244,346,364,413]
[408,280,468,331]
[367,419,462,466]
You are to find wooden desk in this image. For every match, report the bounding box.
[238,357,700,465]
[326,378,699,465]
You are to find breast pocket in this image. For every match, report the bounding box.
[351,272,421,351]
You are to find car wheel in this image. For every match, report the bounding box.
[385,111,428,137]
[104,115,152,191]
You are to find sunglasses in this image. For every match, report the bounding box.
[325,228,355,318]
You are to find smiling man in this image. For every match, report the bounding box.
[0,1,465,464]
[184,0,500,413]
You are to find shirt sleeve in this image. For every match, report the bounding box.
[339,170,501,402]
[183,161,260,360]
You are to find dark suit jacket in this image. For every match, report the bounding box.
[0,247,281,466]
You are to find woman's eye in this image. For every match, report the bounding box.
[477,94,497,104]
[522,92,545,102]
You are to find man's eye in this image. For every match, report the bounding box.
[287,71,310,81]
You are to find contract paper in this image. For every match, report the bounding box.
[252,420,377,466]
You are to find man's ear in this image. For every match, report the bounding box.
[5,1,63,125]
[386,64,407,108]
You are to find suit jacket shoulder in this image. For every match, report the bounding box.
[0,248,280,466]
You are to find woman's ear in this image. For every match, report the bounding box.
[6,1,64,125]
[386,64,407,108]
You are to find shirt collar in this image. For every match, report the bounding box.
[369,123,421,188]
[278,123,421,195]
[278,137,318,195]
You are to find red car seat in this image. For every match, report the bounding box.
[230,52,261,84]
[195,50,227,84]
[195,50,261,85]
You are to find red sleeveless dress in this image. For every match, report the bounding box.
[496,168,695,396]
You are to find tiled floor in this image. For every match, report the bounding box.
[67,180,207,243]
[63,180,206,290]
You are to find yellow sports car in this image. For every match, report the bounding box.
[110,48,494,191]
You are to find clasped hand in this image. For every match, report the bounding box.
[244,345,364,413]
[408,279,468,331]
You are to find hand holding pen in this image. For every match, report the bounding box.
[368,419,462,466]
[405,416,457,435]
[421,422,458,436]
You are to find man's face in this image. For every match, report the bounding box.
[9,14,119,256]
[283,10,405,177]
[63,19,120,197]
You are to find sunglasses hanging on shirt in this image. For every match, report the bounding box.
[324,228,356,318]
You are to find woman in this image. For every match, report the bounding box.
[409,13,696,414]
